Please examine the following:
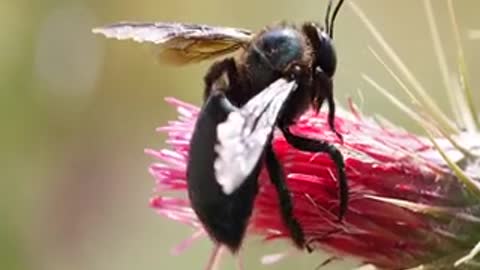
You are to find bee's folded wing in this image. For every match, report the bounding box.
[214,78,297,194]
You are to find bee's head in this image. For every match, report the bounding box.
[250,28,304,72]
[304,0,344,78]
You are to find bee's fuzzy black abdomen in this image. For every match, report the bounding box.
[186,94,260,252]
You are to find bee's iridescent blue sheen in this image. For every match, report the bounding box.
[247,28,303,86]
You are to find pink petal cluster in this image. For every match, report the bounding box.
[147,98,477,269]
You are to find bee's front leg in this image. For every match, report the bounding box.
[314,67,343,142]
[280,125,348,221]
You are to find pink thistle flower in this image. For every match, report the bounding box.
[148,96,479,269]
[147,2,480,270]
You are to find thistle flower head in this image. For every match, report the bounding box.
[147,1,480,269]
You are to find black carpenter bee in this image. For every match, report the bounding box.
[93,0,347,257]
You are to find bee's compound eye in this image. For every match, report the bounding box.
[316,33,337,78]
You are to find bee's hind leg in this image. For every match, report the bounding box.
[204,244,225,270]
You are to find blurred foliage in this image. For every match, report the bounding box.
[1,0,479,269]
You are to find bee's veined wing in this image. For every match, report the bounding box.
[92,22,253,65]
[214,78,298,195]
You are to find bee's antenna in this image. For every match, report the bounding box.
[324,0,333,36]
[329,0,345,39]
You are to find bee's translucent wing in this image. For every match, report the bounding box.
[92,22,253,65]
[214,78,297,194]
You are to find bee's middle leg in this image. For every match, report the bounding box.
[203,58,239,102]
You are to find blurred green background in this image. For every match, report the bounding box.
[2,0,479,269]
